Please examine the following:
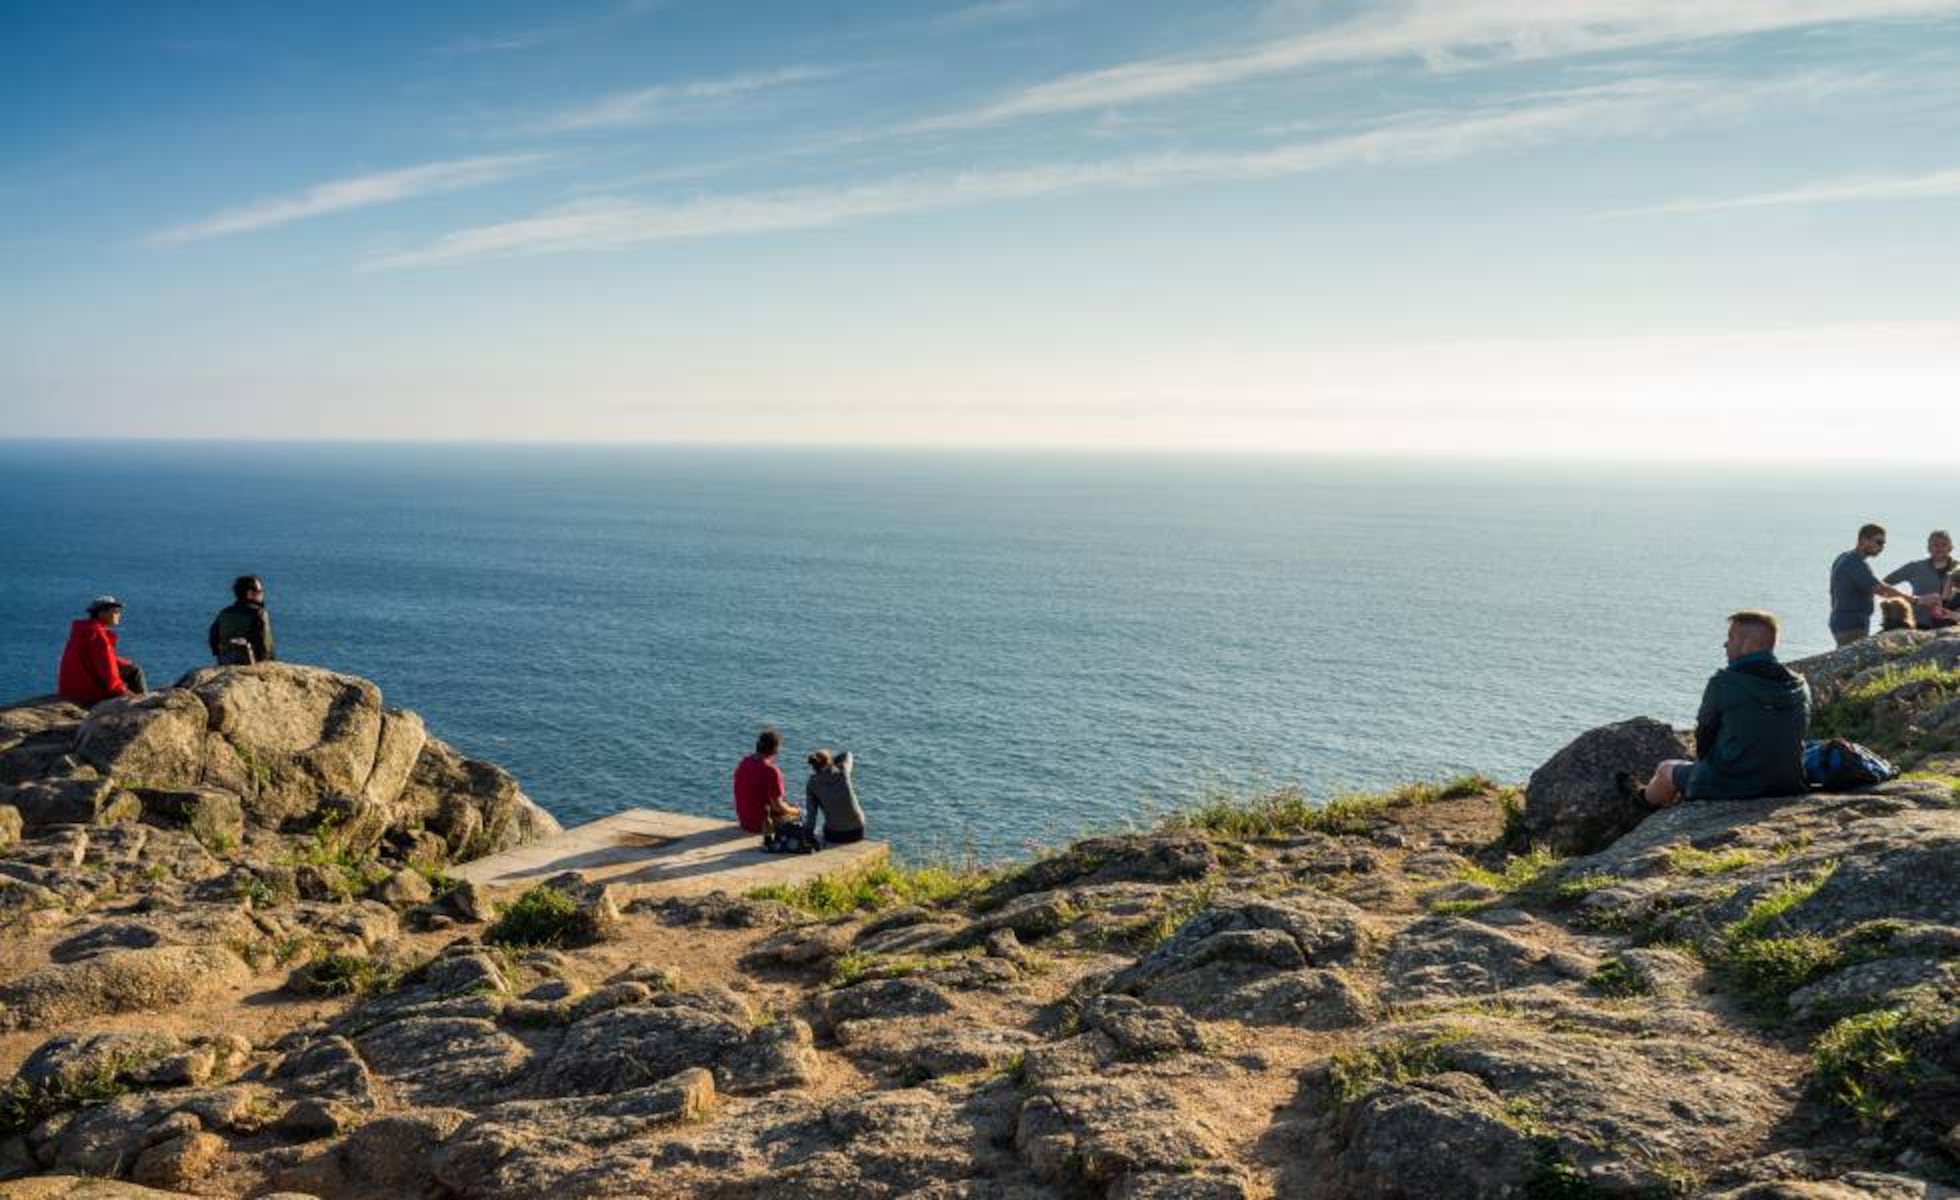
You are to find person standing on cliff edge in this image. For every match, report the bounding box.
[1883,529,1956,629]
[209,575,275,665]
[1641,609,1809,808]
[1828,524,1913,646]
[57,596,146,706]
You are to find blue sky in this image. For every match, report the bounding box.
[4,0,1959,455]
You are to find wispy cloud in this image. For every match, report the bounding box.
[534,67,840,133]
[368,72,1829,269]
[152,155,547,245]
[1609,165,1960,216]
[910,0,1960,129]
[436,28,568,55]
[932,0,1080,30]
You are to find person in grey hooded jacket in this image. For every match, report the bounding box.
[1644,609,1810,806]
[802,749,866,845]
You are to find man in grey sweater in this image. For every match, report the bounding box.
[1885,530,1955,627]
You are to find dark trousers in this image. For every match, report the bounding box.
[118,661,146,695]
[823,828,865,846]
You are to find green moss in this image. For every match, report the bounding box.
[746,860,997,918]
[486,884,584,947]
[1328,1028,1470,1108]
[1661,843,1759,877]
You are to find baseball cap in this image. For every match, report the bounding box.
[87,595,124,614]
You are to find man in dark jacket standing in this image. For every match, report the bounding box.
[208,575,275,665]
[1643,610,1809,807]
[57,597,145,706]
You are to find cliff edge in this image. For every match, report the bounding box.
[0,641,1953,1199]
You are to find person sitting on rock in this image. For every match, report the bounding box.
[1643,610,1809,808]
[208,574,276,665]
[1879,596,1917,632]
[1829,523,1914,646]
[733,728,800,835]
[56,596,146,706]
[802,748,866,846]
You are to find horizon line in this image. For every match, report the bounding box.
[1,435,1955,468]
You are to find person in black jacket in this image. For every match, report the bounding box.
[1642,609,1809,807]
[208,575,275,665]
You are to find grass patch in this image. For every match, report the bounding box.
[1123,880,1217,949]
[1811,1006,1924,1128]
[0,1055,142,1137]
[1725,865,1836,942]
[486,884,585,947]
[1811,664,1960,747]
[1165,774,1500,842]
[1900,771,1960,805]
[302,950,400,996]
[1662,843,1760,877]
[1551,872,1624,902]
[1586,958,1652,999]
[411,860,460,896]
[1328,1027,1470,1108]
[1711,865,1840,1015]
[827,951,972,987]
[746,860,996,918]
[1459,846,1563,894]
[1499,787,1530,846]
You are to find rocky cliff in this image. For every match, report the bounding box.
[0,640,1954,1200]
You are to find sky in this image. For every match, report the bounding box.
[3,0,1959,457]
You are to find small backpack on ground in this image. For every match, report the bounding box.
[761,823,818,855]
[1802,738,1897,790]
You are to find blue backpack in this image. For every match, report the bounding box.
[1802,738,1897,790]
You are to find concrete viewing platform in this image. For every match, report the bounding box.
[452,808,889,900]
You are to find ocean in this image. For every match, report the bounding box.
[0,442,1942,860]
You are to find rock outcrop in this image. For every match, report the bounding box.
[0,644,1957,1199]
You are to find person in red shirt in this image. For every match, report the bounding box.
[732,728,800,835]
[57,596,147,707]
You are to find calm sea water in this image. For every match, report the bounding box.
[0,442,1942,860]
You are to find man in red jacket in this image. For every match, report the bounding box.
[57,597,147,707]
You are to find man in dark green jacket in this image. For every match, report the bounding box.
[1644,609,1809,806]
[208,575,275,665]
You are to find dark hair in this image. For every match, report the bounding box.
[1879,597,1916,631]
[755,728,781,756]
[232,575,263,601]
[1727,609,1781,647]
[1858,523,1887,542]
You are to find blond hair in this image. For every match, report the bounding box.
[1727,609,1780,648]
